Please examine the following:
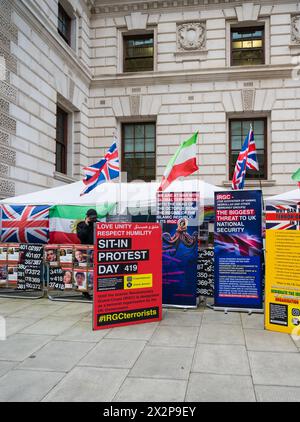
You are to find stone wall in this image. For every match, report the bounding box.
[4,0,92,197]
[90,1,300,195]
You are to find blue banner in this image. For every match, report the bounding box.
[157,192,199,307]
[214,190,263,309]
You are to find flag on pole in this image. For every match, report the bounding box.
[49,204,115,244]
[232,126,259,190]
[292,168,300,188]
[81,140,120,196]
[158,132,199,191]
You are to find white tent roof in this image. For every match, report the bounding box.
[0,179,223,208]
[265,189,300,206]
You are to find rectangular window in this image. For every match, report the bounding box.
[231,26,264,66]
[56,106,68,174]
[229,118,267,180]
[122,122,156,182]
[123,34,154,72]
[58,3,71,46]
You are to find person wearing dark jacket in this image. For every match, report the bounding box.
[76,209,97,300]
[76,209,97,245]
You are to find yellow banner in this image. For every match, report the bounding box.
[265,230,300,334]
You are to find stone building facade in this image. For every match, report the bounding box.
[1,0,300,199]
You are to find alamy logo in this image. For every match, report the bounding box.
[0,316,6,341]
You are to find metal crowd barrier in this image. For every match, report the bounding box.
[0,243,94,303]
[0,243,45,299]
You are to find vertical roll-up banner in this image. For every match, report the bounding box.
[157,192,199,308]
[93,222,162,330]
[214,190,263,310]
[265,230,300,334]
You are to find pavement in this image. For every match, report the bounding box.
[0,296,300,402]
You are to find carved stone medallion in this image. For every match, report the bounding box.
[177,22,206,51]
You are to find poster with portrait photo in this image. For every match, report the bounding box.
[74,269,88,292]
[59,246,73,264]
[74,246,88,268]
[62,268,74,290]
[7,266,18,284]
[0,245,7,263]
[7,244,19,263]
[87,270,93,291]
[44,245,59,266]
[0,265,7,286]
[87,248,94,268]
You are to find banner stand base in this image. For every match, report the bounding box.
[162,304,198,310]
[47,292,93,304]
[207,303,264,315]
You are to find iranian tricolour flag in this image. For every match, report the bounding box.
[292,168,300,188]
[158,132,199,191]
[49,204,114,244]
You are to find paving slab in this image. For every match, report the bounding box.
[150,325,199,347]
[130,346,194,380]
[244,328,298,352]
[43,366,128,402]
[198,323,245,345]
[241,313,265,330]
[5,317,38,337]
[20,317,78,336]
[202,309,242,325]
[51,302,92,321]
[0,300,33,316]
[160,310,203,327]
[80,339,146,369]
[0,361,17,378]
[18,340,94,372]
[105,322,158,341]
[13,304,63,319]
[0,334,52,361]
[192,344,250,375]
[81,312,93,322]
[0,369,65,402]
[290,333,300,349]
[114,377,187,402]
[249,351,300,386]
[57,321,109,342]
[186,373,256,402]
[255,385,300,402]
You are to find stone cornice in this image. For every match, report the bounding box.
[91,64,293,88]
[14,0,92,85]
[92,0,298,16]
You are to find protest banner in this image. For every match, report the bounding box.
[214,190,263,310]
[93,222,162,330]
[265,230,300,334]
[157,192,199,308]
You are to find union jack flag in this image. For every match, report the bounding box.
[81,140,120,196]
[232,127,259,190]
[0,205,50,243]
[266,204,300,230]
[215,233,262,256]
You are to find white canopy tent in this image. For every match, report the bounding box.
[265,188,300,206]
[0,179,223,210]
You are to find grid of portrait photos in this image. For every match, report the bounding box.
[0,244,20,288]
[45,244,94,292]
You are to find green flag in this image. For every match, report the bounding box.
[291,168,300,183]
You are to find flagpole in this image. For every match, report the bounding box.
[113,128,122,220]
